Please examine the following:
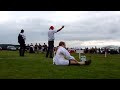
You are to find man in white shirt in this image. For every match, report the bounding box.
[53,41,91,66]
[46,25,64,58]
[18,29,26,56]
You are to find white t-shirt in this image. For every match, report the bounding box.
[48,30,57,41]
[53,46,75,65]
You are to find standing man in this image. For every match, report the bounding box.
[34,43,39,53]
[43,43,47,52]
[46,25,64,58]
[38,43,42,52]
[18,29,26,56]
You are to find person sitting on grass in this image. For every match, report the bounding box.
[53,41,91,66]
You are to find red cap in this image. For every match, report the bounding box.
[49,26,54,30]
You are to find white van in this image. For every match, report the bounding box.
[7,46,16,51]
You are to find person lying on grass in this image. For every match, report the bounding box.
[53,41,91,66]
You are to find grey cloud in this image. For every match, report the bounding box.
[55,33,113,41]
[0,18,51,44]
[61,13,120,41]
[1,11,120,45]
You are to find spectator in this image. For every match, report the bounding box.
[34,43,39,53]
[53,41,91,66]
[46,25,64,58]
[18,29,26,56]
[29,43,35,53]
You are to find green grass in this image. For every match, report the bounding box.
[0,50,120,79]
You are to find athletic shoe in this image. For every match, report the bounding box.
[85,59,91,65]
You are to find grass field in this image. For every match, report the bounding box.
[0,50,120,79]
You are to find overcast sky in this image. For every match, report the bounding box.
[0,11,120,48]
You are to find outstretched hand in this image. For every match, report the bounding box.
[62,26,64,28]
[57,25,65,32]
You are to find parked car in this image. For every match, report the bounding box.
[68,48,75,53]
[0,47,2,50]
[7,46,16,51]
[18,47,20,50]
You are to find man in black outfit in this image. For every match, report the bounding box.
[46,25,64,58]
[18,29,26,56]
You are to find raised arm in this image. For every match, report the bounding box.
[57,26,64,32]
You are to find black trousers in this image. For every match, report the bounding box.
[46,41,54,58]
[19,43,25,56]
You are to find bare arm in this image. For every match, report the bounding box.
[57,26,64,32]
[62,47,75,60]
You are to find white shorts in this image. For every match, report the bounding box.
[53,56,75,66]
[53,58,70,65]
